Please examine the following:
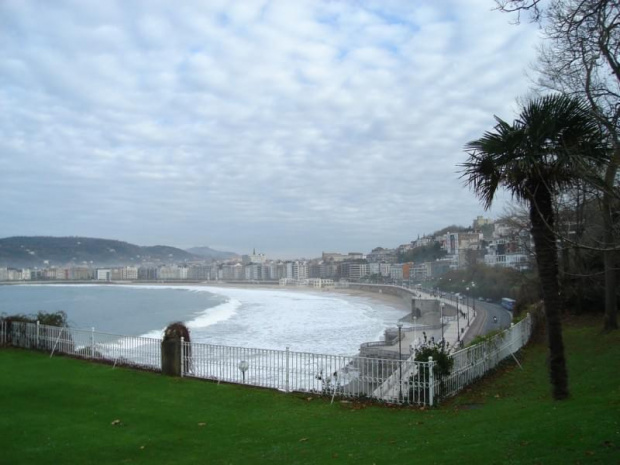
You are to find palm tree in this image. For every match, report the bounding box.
[462,94,608,400]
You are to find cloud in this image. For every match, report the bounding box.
[0,0,541,258]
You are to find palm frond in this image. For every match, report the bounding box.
[461,93,609,209]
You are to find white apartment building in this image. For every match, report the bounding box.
[245,263,263,280]
[123,266,138,280]
[293,261,308,280]
[340,262,369,280]
[484,252,530,270]
[368,262,392,277]
[157,265,188,280]
[96,269,111,281]
[390,264,404,281]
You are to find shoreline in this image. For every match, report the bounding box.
[5,280,412,316]
[2,281,418,348]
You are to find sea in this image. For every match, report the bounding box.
[0,284,407,356]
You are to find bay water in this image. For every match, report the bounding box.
[0,284,406,356]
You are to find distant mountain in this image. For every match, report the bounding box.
[186,246,238,261]
[0,236,200,268]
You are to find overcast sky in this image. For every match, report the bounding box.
[0,0,540,259]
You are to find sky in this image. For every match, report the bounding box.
[0,0,541,259]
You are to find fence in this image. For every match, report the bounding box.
[0,313,532,406]
[442,314,533,398]
[2,321,161,371]
[180,341,436,405]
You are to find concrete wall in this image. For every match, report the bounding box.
[348,284,438,317]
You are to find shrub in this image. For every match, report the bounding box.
[409,343,454,403]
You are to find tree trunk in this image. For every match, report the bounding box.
[602,147,619,331]
[529,185,570,400]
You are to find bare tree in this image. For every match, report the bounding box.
[497,0,620,330]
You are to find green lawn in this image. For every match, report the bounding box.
[1,317,618,465]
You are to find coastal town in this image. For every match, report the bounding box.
[0,215,531,285]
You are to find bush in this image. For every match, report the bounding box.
[1,310,68,327]
[1,311,70,350]
[409,343,454,403]
[162,322,191,376]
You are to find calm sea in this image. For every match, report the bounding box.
[0,284,407,355]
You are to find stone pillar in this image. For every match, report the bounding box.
[161,338,182,377]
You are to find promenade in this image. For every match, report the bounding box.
[364,287,479,359]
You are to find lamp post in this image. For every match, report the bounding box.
[466,286,470,326]
[397,323,403,400]
[413,316,417,351]
[456,295,460,344]
[471,282,476,323]
[440,303,445,349]
[238,360,249,383]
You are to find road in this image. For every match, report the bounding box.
[473,299,513,333]
[416,287,513,341]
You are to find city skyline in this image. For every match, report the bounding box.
[0,1,541,259]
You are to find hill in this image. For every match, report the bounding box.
[185,246,238,261]
[0,236,199,267]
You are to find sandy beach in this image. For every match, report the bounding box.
[197,282,411,314]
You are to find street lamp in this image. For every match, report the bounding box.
[466,286,470,326]
[456,297,460,344]
[471,282,476,323]
[238,360,249,383]
[397,323,403,400]
[440,302,445,349]
[413,316,417,350]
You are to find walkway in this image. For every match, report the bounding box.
[376,287,479,358]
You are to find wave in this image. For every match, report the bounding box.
[186,298,241,330]
[136,297,241,339]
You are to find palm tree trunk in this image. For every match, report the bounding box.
[529,184,570,400]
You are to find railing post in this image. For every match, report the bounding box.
[91,327,95,359]
[428,356,435,407]
[36,320,40,349]
[285,347,290,392]
[180,337,185,378]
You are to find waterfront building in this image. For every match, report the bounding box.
[292,261,308,280]
[96,269,111,281]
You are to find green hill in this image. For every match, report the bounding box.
[0,236,199,267]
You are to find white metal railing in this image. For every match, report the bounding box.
[181,340,435,405]
[2,321,161,371]
[0,313,532,406]
[441,314,532,398]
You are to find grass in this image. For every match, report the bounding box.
[1,316,618,465]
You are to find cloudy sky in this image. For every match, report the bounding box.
[0,0,540,259]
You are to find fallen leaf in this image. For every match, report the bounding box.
[198,422,207,427]
[111,419,122,426]
[140,446,145,450]
[299,438,309,442]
